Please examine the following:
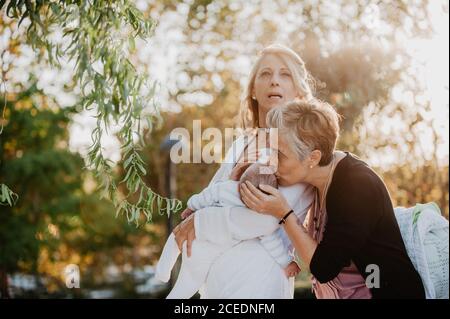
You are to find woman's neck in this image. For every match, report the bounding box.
[309,162,334,196]
[307,152,344,197]
[258,107,268,128]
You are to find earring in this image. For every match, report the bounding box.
[309,165,313,169]
[252,96,256,100]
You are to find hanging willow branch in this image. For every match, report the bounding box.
[0,40,18,206]
[0,0,182,224]
[0,183,18,206]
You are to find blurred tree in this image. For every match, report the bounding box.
[0,84,84,297]
[0,84,160,298]
[0,0,182,224]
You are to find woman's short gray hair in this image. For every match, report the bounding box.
[267,99,341,166]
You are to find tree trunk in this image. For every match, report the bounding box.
[0,268,10,299]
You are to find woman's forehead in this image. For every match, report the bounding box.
[258,53,289,70]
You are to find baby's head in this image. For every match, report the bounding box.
[239,163,278,193]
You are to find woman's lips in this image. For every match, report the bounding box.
[268,96,282,101]
[268,93,283,100]
[269,95,283,103]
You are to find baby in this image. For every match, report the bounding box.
[155,149,300,299]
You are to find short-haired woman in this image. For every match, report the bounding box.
[240,99,425,299]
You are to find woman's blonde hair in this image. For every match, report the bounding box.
[267,99,341,166]
[239,44,315,129]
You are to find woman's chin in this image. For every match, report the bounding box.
[264,99,284,109]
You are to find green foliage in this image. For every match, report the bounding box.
[0,85,84,273]
[0,86,159,297]
[0,183,18,206]
[0,43,17,207]
[0,0,182,225]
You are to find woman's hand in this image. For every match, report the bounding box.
[239,181,291,219]
[180,207,194,219]
[173,214,196,257]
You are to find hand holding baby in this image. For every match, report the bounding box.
[181,207,195,219]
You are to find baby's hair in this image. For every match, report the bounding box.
[239,163,278,194]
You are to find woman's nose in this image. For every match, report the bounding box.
[270,74,280,87]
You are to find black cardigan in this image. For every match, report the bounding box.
[310,152,425,299]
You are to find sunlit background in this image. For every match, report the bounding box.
[1,0,448,298]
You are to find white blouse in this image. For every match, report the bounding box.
[194,133,314,298]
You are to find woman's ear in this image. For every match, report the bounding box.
[309,150,322,168]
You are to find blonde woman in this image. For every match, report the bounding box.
[239,99,425,299]
[173,44,315,298]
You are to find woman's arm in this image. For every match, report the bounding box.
[281,213,318,267]
[195,205,279,243]
[174,135,278,255]
[174,195,279,257]
[308,173,381,283]
[239,181,318,266]
[194,182,316,245]
[240,173,382,283]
